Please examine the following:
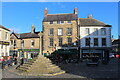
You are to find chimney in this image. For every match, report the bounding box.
[31,24,35,33]
[88,14,92,19]
[44,8,48,17]
[74,8,78,14]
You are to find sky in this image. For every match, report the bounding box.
[0,2,119,39]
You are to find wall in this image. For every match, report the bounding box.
[80,26,112,48]
[43,20,78,53]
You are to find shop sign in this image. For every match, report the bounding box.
[3,42,10,45]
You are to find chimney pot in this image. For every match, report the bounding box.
[74,8,78,14]
[88,14,92,19]
[44,8,48,17]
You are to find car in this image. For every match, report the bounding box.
[109,54,115,58]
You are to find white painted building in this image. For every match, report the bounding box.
[79,15,112,59]
[0,25,10,57]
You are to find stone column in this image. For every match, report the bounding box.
[39,32,43,55]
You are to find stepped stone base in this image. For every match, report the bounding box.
[17,55,65,76]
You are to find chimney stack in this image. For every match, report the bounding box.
[31,24,35,33]
[74,8,78,14]
[44,8,48,17]
[88,14,92,19]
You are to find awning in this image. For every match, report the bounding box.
[18,49,39,52]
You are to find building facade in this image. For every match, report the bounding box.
[112,39,119,54]
[10,25,40,60]
[42,8,79,54]
[0,25,10,57]
[79,15,112,60]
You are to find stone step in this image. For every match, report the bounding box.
[22,64,32,67]
[28,67,63,74]
[30,65,59,70]
[18,67,29,72]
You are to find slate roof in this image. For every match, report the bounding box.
[43,14,78,22]
[13,32,40,39]
[79,18,111,27]
[0,25,10,31]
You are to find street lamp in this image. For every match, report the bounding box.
[89,37,91,56]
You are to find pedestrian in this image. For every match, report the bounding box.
[20,58,24,65]
[14,58,17,65]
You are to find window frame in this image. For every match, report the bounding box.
[102,38,106,46]
[67,20,72,24]
[85,38,90,46]
[58,37,63,46]
[101,28,106,35]
[67,37,72,45]
[58,28,63,36]
[49,37,54,47]
[49,21,53,24]
[31,40,35,47]
[85,28,90,35]
[93,28,98,35]
[49,28,54,36]
[94,38,98,46]
[67,28,72,36]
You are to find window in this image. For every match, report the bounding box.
[68,37,72,45]
[102,38,106,46]
[49,38,54,47]
[57,21,60,24]
[58,37,63,46]
[31,40,35,47]
[49,28,54,35]
[0,30,1,39]
[50,21,53,24]
[67,20,71,23]
[85,28,90,35]
[21,40,24,48]
[94,38,98,46]
[58,28,63,36]
[5,32,8,40]
[61,21,64,24]
[57,21,64,24]
[94,28,98,35]
[14,40,16,47]
[67,28,72,35]
[85,38,90,46]
[10,40,13,46]
[101,28,106,35]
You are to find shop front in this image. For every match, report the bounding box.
[18,49,39,61]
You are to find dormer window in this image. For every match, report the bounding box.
[50,21,53,24]
[67,20,71,24]
[57,21,64,24]
[61,21,64,24]
[57,21,60,24]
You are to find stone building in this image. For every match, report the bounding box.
[10,25,41,60]
[42,8,78,54]
[42,8,112,61]
[0,25,10,57]
[79,15,112,60]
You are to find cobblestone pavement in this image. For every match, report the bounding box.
[1,58,119,79]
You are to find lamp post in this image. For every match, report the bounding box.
[88,37,92,58]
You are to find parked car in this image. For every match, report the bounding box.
[109,54,115,58]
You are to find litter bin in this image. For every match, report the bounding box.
[43,53,47,57]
